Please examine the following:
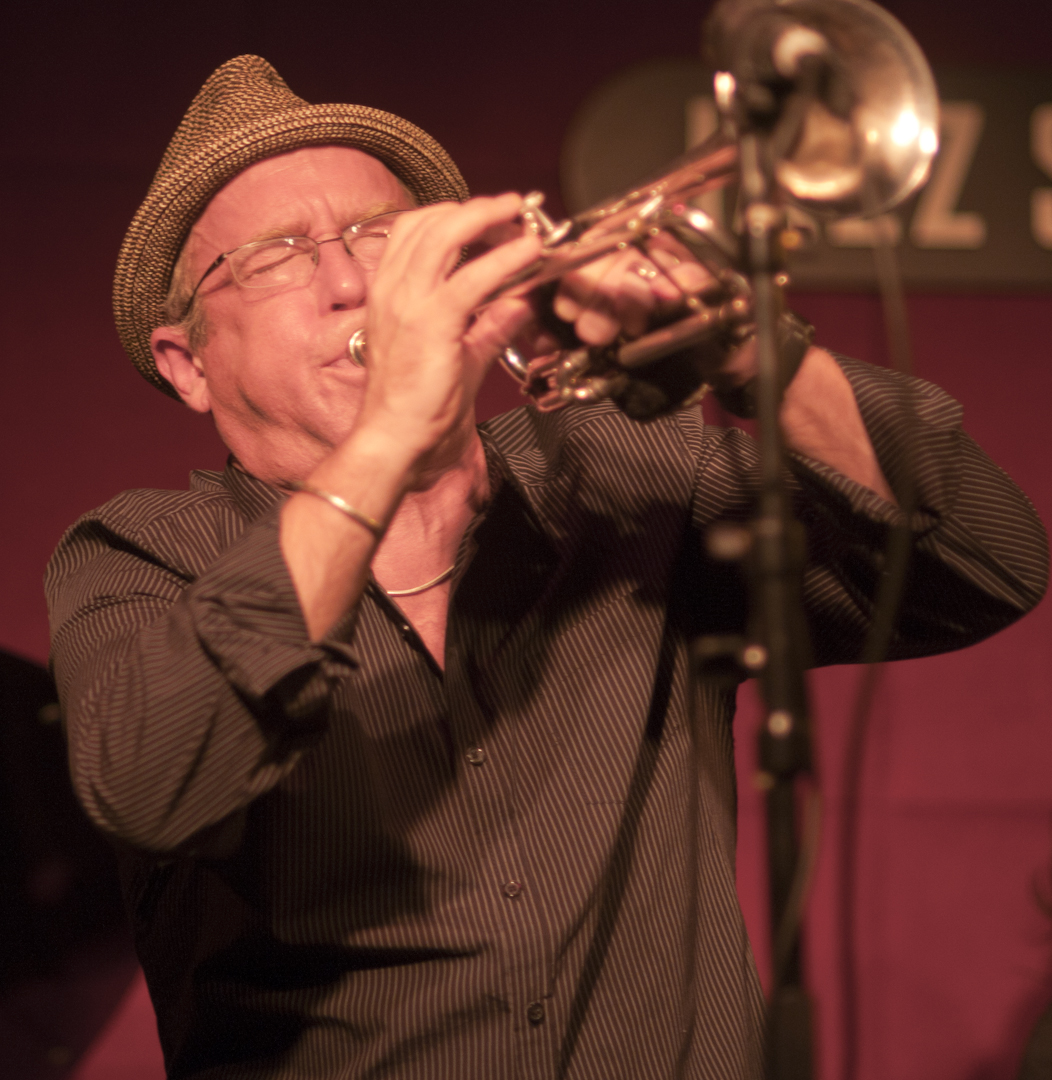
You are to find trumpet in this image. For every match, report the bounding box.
[486,0,939,417]
[349,0,939,419]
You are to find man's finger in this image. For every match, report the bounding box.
[443,233,544,314]
[647,239,717,296]
[463,296,536,370]
[378,193,527,289]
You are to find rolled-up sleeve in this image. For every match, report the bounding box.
[787,357,1049,665]
[46,496,356,854]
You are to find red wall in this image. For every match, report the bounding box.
[4,2,1051,1078]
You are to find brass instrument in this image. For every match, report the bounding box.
[484,0,939,416]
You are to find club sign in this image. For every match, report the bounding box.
[561,61,1052,290]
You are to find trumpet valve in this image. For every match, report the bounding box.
[520,191,573,246]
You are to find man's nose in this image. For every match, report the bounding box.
[314,236,367,310]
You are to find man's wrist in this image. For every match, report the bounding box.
[304,423,419,533]
[710,312,815,419]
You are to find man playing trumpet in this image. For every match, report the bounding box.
[46,56,1046,1079]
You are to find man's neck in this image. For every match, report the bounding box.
[372,429,489,588]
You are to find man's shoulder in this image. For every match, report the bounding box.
[79,470,238,537]
[49,471,249,587]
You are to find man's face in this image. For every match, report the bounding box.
[155,146,414,483]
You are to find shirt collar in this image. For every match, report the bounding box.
[212,429,512,528]
[218,456,285,522]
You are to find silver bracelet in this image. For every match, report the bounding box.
[289,482,385,539]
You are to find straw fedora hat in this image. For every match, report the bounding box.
[113,54,469,398]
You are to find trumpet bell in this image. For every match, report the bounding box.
[757,0,939,217]
[575,0,939,231]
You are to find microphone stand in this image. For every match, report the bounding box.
[737,129,816,1080]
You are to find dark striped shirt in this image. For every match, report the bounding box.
[45,359,1047,1079]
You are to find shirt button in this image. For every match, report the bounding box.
[526,1001,545,1025]
[399,623,413,638]
[502,880,522,899]
[465,746,486,766]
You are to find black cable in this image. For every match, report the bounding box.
[838,213,919,1080]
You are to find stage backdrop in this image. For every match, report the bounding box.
[2,2,1051,1079]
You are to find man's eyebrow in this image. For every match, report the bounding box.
[242,203,406,245]
[339,201,405,227]
[244,222,311,244]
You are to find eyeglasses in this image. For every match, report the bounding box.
[179,210,407,319]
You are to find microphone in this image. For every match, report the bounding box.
[704,0,851,130]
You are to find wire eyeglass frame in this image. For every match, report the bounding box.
[178,209,407,320]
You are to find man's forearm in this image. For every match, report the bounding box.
[279,424,418,641]
[780,346,898,505]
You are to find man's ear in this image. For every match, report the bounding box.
[151,326,211,413]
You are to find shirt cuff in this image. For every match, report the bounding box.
[186,504,358,712]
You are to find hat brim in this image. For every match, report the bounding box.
[114,103,469,399]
